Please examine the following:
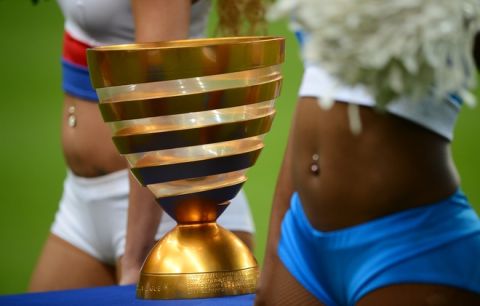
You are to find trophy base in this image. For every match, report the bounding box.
[136,223,258,299]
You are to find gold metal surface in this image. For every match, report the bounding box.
[112,113,275,154]
[87,36,285,88]
[96,65,281,103]
[137,268,258,299]
[109,100,275,136]
[131,148,262,185]
[147,170,247,199]
[157,181,244,223]
[126,136,264,168]
[136,223,258,299]
[99,79,282,121]
[87,36,284,299]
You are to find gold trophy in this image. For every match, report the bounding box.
[87,37,284,299]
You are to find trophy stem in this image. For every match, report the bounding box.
[136,222,258,299]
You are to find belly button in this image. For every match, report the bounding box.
[310,153,320,176]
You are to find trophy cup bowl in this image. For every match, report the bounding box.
[87,36,284,299]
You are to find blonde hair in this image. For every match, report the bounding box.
[215,0,270,36]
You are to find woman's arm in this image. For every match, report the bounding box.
[474,32,480,69]
[119,0,192,285]
[256,108,296,297]
[132,0,191,42]
[119,173,162,284]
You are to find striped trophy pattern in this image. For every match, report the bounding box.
[88,37,284,299]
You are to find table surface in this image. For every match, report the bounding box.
[0,285,255,306]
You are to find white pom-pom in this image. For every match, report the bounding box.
[269,0,480,108]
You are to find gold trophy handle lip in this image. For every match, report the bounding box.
[87,36,285,88]
[87,36,284,51]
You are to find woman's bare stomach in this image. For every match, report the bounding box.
[291,98,460,231]
[61,94,126,177]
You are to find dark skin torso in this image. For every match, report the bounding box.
[61,94,126,177]
[256,32,480,306]
[293,99,459,231]
[255,99,479,306]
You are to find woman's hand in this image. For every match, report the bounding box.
[118,0,192,285]
[118,173,162,285]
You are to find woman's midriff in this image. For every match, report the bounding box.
[292,97,460,231]
[61,94,127,177]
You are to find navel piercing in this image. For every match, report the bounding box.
[310,153,320,175]
[68,105,77,127]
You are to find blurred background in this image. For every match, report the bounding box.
[0,0,478,295]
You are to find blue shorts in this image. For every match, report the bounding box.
[278,190,480,306]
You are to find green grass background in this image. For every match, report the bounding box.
[0,1,478,295]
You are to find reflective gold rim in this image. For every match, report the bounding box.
[112,114,275,154]
[109,100,275,136]
[96,65,281,103]
[136,267,258,299]
[99,79,282,121]
[87,36,285,87]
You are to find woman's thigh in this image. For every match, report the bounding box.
[29,234,116,292]
[357,284,480,306]
[255,252,325,306]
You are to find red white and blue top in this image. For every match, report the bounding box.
[57,0,211,101]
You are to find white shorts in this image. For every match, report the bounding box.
[51,169,255,265]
